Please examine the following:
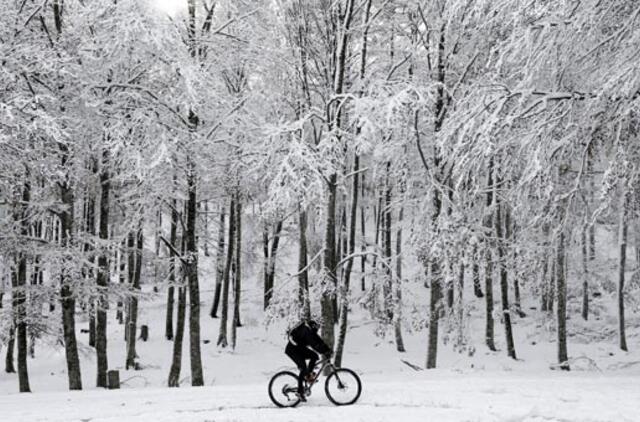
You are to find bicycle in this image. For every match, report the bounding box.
[268,357,362,407]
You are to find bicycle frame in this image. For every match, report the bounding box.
[305,358,338,387]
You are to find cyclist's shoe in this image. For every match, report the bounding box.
[297,390,307,402]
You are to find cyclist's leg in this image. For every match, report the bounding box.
[285,343,307,394]
[301,347,318,380]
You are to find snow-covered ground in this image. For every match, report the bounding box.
[2,371,639,421]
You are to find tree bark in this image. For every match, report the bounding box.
[217,197,236,348]
[394,206,406,353]
[382,162,393,321]
[495,199,516,360]
[168,285,186,387]
[618,188,629,352]
[426,260,441,369]
[556,230,570,370]
[14,179,31,392]
[231,200,242,350]
[484,160,496,351]
[263,219,283,311]
[581,225,589,321]
[472,245,483,298]
[210,203,226,318]
[185,162,204,386]
[298,208,311,320]
[60,175,82,390]
[5,324,15,373]
[125,228,142,370]
[96,149,110,388]
[321,174,338,350]
[335,155,360,367]
[166,198,178,339]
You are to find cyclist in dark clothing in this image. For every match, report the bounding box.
[285,319,332,401]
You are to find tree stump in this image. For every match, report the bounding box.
[140,325,149,342]
[107,370,120,389]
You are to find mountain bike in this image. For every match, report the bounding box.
[268,357,362,407]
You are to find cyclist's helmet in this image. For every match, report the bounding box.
[307,319,320,332]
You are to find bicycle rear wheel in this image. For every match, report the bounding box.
[325,368,362,406]
[268,371,302,408]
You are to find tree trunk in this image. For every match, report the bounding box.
[14,179,31,392]
[495,199,516,360]
[426,261,441,369]
[84,190,96,349]
[263,220,283,311]
[505,206,525,318]
[185,163,204,386]
[210,203,225,318]
[5,324,15,373]
[167,285,186,387]
[203,200,210,257]
[116,243,125,325]
[556,230,570,370]
[321,174,337,350]
[96,149,110,388]
[166,198,178,340]
[472,245,483,298]
[541,252,549,312]
[125,228,142,370]
[217,197,236,348]
[484,160,496,351]
[298,208,311,320]
[60,178,82,390]
[581,225,589,321]
[335,155,360,366]
[382,162,393,321]
[618,188,629,352]
[394,206,406,353]
[231,200,242,350]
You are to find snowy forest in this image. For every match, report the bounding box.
[1,0,639,417]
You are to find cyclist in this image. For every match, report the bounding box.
[285,319,332,402]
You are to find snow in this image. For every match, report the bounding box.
[1,372,639,421]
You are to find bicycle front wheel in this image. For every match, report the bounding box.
[268,371,301,408]
[325,368,362,406]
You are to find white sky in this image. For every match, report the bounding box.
[153,0,185,16]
